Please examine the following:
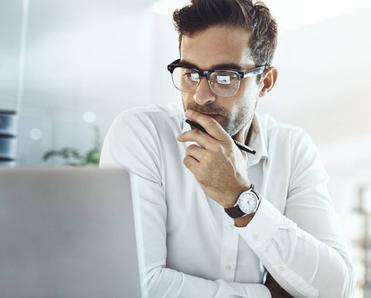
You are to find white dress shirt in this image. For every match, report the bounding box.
[100,102,355,298]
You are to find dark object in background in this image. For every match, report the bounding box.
[0,110,17,167]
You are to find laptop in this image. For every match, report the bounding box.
[0,168,147,298]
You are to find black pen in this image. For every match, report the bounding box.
[185,119,256,155]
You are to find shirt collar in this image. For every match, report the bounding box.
[246,111,269,167]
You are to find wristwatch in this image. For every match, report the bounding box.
[224,184,261,219]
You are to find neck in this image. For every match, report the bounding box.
[233,116,256,146]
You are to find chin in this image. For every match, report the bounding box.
[220,121,234,135]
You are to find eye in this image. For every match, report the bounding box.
[216,75,231,85]
[184,71,200,82]
[211,71,239,86]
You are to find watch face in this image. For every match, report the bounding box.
[238,192,258,214]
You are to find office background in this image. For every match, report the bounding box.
[1,0,370,296]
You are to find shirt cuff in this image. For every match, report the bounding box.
[233,197,283,250]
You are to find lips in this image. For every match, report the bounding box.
[198,112,221,116]
[185,106,225,117]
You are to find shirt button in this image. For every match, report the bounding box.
[225,265,232,271]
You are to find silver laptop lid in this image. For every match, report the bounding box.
[0,168,146,298]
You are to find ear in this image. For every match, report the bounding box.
[259,67,278,97]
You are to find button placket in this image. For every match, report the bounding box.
[220,215,239,281]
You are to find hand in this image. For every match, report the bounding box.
[177,109,251,208]
[265,273,294,298]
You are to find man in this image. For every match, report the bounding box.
[100,0,355,297]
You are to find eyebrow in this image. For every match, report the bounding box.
[179,59,244,70]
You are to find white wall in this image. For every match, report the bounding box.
[0,0,23,111]
[259,6,371,146]
[7,1,156,164]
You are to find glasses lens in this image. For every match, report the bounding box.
[209,71,240,97]
[171,67,200,93]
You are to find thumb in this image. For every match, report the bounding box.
[233,128,247,144]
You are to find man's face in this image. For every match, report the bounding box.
[180,26,261,137]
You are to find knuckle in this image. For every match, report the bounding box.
[224,142,233,153]
[182,131,190,138]
[214,143,225,154]
[183,156,191,167]
[186,144,198,154]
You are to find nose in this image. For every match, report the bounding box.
[193,77,216,105]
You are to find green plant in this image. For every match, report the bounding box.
[42,125,102,166]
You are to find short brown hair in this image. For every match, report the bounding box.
[173,0,277,67]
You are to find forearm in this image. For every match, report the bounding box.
[237,198,355,298]
[145,267,271,298]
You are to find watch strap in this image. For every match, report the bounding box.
[224,204,246,218]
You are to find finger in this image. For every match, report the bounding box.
[183,155,199,173]
[177,129,218,150]
[233,126,248,144]
[185,109,230,142]
[185,144,207,162]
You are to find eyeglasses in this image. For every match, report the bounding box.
[167,59,268,97]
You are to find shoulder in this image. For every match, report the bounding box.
[258,113,306,139]
[257,113,322,170]
[257,113,314,150]
[100,102,183,182]
[257,113,326,181]
[111,102,183,132]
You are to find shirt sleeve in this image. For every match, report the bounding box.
[235,129,356,298]
[99,111,272,298]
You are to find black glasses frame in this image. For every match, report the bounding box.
[167,59,269,80]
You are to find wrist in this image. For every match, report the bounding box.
[225,184,260,223]
[234,213,255,227]
[224,182,252,209]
